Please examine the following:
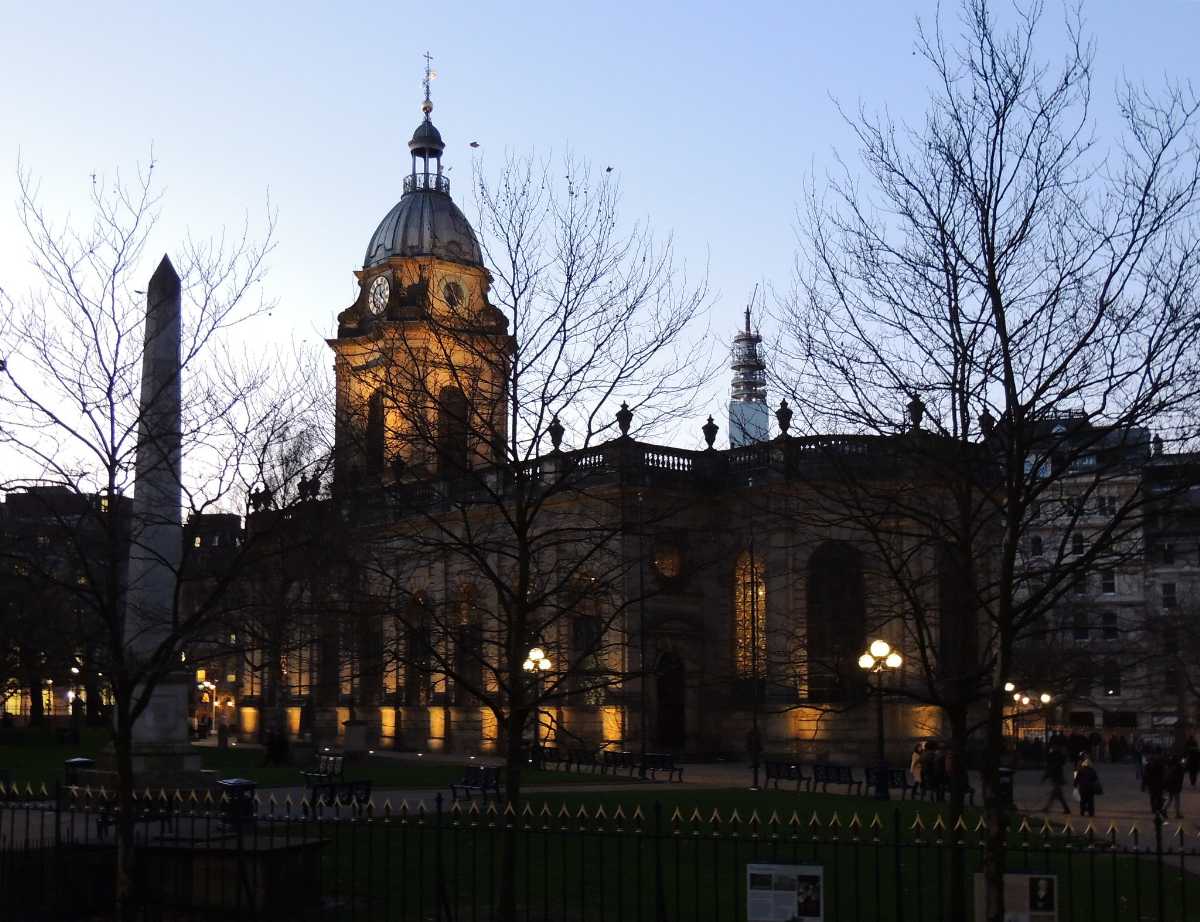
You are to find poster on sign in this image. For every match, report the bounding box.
[972,872,1058,922]
[747,863,823,922]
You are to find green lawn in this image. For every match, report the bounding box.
[0,727,605,791]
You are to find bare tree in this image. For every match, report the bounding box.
[328,152,711,921]
[778,2,1200,918]
[0,157,324,918]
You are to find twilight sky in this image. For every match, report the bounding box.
[1,0,1197,442]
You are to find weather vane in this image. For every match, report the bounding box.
[422,51,435,116]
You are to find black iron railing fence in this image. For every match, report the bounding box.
[0,784,1197,921]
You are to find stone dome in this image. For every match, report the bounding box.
[364,186,484,268]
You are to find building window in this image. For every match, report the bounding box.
[193,536,202,548]
[733,551,766,678]
[807,542,865,701]
[1163,583,1177,609]
[1101,569,1115,594]
[1101,611,1118,641]
[1072,611,1089,641]
[653,545,683,579]
[1096,495,1117,515]
[1072,533,1085,555]
[1162,544,1175,565]
[366,389,386,471]
[1030,536,1044,557]
[1072,571,1088,595]
[437,386,469,479]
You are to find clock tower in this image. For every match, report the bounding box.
[330,71,511,489]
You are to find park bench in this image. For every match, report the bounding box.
[863,767,914,798]
[301,752,345,789]
[916,778,976,806]
[810,763,863,795]
[763,759,810,792]
[306,779,373,814]
[449,764,502,803]
[525,743,568,771]
[568,748,600,773]
[640,752,683,782]
[600,750,639,777]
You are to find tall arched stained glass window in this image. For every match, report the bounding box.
[734,550,766,677]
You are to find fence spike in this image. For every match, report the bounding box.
[575,804,590,820]
[1082,822,1094,839]
[594,804,608,821]
[689,807,703,824]
[1174,822,1186,841]
[382,798,392,817]
[24,782,34,799]
[502,802,515,817]
[671,806,684,823]
[632,805,645,822]
[398,799,410,816]
[142,786,154,801]
[485,802,498,818]
[828,812,842,829]
[522,801,535,817]
[848,813,862,831]
[870,813,883,831]
[1037,818,1053,836]
[932,814,946,833]
[708,807,722,825]
[953,816,968,833]
[38,782,48,799]
[159,787,169,802]
[1061,818,1074,837]
[910,814,925,832]
[540,802,553,818]
[468,801,480,818]
[449,800,463,816]
[808,811,822,829]
[0,781,7,799]
[203,789,214,804]
[748,809,761,826]
[729,808,742,824]
[416,800,427,817]
[973,816,987,833]
[1016,816,1032,834]
[559,802,573,819]
[768,810,781,826]
[284,794,294,811]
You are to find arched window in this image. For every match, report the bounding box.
[452,585,483,706]
[733,550,767,678]
[437,386,469,478]
[807,542,865,701]
[404,594,432,707]
[366,389,386,470]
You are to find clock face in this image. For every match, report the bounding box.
[368,275,390,315]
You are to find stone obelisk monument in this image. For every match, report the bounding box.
[125,255,200,775]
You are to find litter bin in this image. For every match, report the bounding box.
[215,777,257,828]
[63,757,96,786]
[996,767,1015,809]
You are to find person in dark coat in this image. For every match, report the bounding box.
[1185,737,1199,789]
[1144,750,1167,820]
[1073,756,1100,817]
[1165,753,1186,819]
[1040,743,1070,815]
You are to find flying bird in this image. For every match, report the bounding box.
[469,141,480,148]
[605,166,613,172]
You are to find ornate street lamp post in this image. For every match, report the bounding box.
[522,647,552,747]
[858,639,903,800]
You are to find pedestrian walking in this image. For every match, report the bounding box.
[1144,750,1167,820]
[1185,737,1199,789]
[1165,753,1185,819]
[1040,742,1071,815]
[1073,756,1101,818]
[910,742,924,795]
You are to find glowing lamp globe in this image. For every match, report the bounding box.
[885,652,902,669]
[869,639,891,659]
[858,653,875,670]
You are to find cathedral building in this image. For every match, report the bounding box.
[217,89,960,763]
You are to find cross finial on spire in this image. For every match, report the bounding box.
[422,52,434,117]
[744,306,751,333]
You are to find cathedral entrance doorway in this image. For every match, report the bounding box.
[655,651,686,750]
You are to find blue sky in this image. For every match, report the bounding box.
[2,1,1197,431]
